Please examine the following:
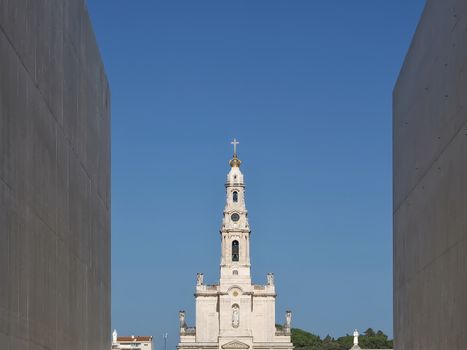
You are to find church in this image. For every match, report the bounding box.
[177,140,294,350]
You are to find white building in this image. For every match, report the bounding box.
[177,140,293,350]
[112,329,153,350]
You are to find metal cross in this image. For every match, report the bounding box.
[231,138,239,155]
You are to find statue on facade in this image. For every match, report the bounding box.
[196,272,204,286]
[353,329,359,345]
[232,304,240,328]
[179,311,187,331]
[267,273,274,285]
[112,329,118,344]
[284,310,292,333]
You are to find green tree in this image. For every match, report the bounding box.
[359,329,392,349]
[336,334,353,350]
[291,328,321,349]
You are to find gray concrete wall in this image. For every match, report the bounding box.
[0,1,111,349]
[393,1,467,349]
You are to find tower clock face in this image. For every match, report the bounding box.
[231,213,240,222]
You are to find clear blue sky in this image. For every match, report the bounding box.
[87,1,425,347]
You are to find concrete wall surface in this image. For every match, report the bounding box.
[0,1,111,349]
[394,0,467,349]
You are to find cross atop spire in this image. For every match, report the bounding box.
[229,138,242,168]
[231,138,239,156]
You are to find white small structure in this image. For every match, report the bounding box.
[111,329,153,350]
[350,329,360,350]
[113,329,118,345]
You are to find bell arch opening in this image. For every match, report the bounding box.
[232,240,239,262]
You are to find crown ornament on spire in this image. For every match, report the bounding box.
[229,138,242,167]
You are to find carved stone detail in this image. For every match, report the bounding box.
[221,341,250,349]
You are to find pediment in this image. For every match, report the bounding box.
[221,341,250,349]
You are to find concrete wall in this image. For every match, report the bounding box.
[393,1,467,349]
[0,1,111,349]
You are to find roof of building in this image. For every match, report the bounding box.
[117,336,153,342]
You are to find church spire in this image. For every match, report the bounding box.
[220,139,251,284]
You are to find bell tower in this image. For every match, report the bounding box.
[220,139,251,286]
[177,139,293,350]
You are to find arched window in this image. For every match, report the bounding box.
[233,191,238,202]
[232,240,239,262]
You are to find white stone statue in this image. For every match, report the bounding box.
[196,272,204,286]
[267,273,274,285]
[179,311,186,330]
[232,304,240,328]
[112,329,118,344]
[285,310,292,329]
[353,329,359,345]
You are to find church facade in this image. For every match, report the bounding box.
[177,141,293,350]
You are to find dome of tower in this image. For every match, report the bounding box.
[229,155,241,168]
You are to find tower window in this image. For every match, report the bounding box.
[232,240,239,262]
[233,191,238,202]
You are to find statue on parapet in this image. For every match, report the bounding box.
[196,273,204,286]
[179,311,187,334]
[284,310,292,334]
[267,273,275,286]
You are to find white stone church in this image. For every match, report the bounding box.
[177,140,293,350]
